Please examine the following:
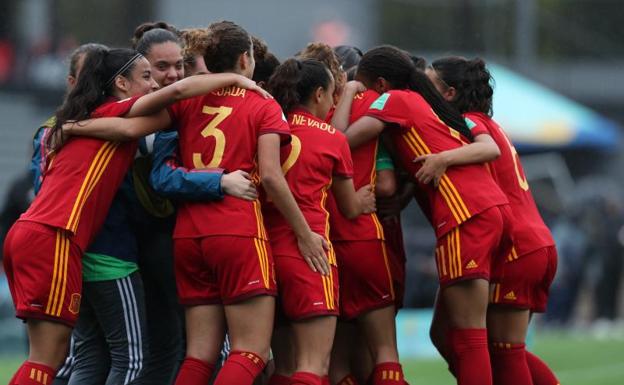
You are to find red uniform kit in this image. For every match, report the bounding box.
[366,90,513,287]
[2,97,140,326]
[262,109,353,320]
[327,90,397,319]
[466,112,557,312]
[168,86,290,305]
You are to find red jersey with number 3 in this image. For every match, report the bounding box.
[326,90,387,241]
[262,109,353,257]
[20,96,141,252]
[465,112,554,257]
[167,86,290,239]
[366,90,508,238]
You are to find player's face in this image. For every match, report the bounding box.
[355,72,391,94]
[425,67,454,102]
[145,41,184,87]
[185,55,209,77]
[125,57,159,96]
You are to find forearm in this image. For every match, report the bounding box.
[331,88,357,131]
[439,141,500,167]
[66,111,170,141]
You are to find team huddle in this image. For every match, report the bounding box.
[2,19,560,385]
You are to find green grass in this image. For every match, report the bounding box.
[0,332,622,384]
[403,332,624,385]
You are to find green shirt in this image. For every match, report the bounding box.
[82,252,139,282]
[376,141,395,171]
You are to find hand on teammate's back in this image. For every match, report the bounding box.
[297,231,330,275]
[233,75,273,99]
[221,170,258,201]
[356,184,376,214]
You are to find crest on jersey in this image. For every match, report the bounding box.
[69,293,82,314]
[370,93,390,110]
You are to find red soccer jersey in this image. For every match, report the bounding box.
[262,109,353,257]
[327,90,386,241]
[168,86,290,239]
[366,90,508,238]
[20,96,140,252]
[465,112,554,257]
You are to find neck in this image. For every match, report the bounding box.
[112,90,131,100]
[298,102,323,120]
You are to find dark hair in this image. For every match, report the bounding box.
[410,55,427,71]
[431,56,494,116]
[204,21,252,73]
[267,58,332,113]
[68,43,108,77]
[51,48,142,150]
[251,36,280,84]
[132,21,180,56]
[357,45,473,141]
[334,45,363,71]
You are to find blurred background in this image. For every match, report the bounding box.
[0,0,623,384]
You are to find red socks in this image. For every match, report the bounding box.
[174,357,215,385]
[490,342,533,385]
[337,374,361,385]
[9,361,55,385]
[268,374,292,385]
[213,350,266,385]
[291,372,323,385]
[449,328,492,385]
[526,351,560,385]
[369,362,405,384]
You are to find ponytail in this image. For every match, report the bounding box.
[267,58,332,114]
[357,46,473,141]
[50,48,141,150]
[431,56,494,116]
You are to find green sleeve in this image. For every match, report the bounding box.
[376,141,395,171]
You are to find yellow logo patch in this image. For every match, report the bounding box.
[466,260,478,269]
[504,291,517,301]
[69,293,81,314]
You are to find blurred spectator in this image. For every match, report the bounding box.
[0,39,15,84]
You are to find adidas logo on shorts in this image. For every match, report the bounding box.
[504,291,517,301]
[465,260,478,269]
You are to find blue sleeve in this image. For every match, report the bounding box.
[30,127,46,195]
[149,130,225,201]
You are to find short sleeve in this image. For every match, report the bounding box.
[465,116,489,137]
[365,92,409,128]
[256,99,291,142]
[376,141,395,171]
[334,135,354,178]
[91,95,142,118]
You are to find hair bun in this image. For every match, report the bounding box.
[132,21,178,46]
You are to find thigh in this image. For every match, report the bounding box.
[224,295,275,361]
[184,304,226,365]
[334,240,395,320]
[441,278,490,329]
[291,316,337,374]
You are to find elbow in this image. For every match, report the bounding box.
[340,205,360,220]
[260,172,282,192]
[489,144,501,160]
[375,179,397,198]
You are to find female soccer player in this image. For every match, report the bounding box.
[4,45,263,385]
[298,42,347,106]
[63,21,328,385]
[264,58,375,385]
[425,56,559,385]
[332,46,512,385]
[180,28,210,76]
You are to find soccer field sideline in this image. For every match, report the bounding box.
[0,332,622,384]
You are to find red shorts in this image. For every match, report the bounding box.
[334,239,395,319]
[2,221,83,327]
[434,205,512,288]
[173,235,277,305]
[381,217,406,309]
[491,246,558,312]
[274,252,339,320]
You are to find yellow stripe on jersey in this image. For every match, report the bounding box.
[381,241,396,300]
[447,230,456,279]
[66,142,114,231]
[254,239,270,289]
[438,181,466,225]
[441,175,470,220]
[56,235,71,316]
[322,275,332,310]
[371,212,385,240]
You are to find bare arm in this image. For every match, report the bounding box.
[375,170,397,197]
[127,73,270,117]
[258,133,330,275]
[64,110,172,141]
[331,81,366,132]
[344,116,385,149]
[331,178,376,219]
[414,134,500,186]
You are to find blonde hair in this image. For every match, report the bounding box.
[298,42,346,101]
